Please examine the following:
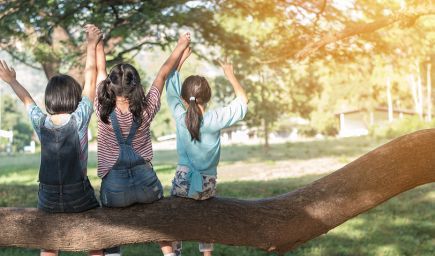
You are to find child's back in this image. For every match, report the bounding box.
[174,96,247,175]
[29,77,99,212]
[166,50,248,256]
[0,24,104,255]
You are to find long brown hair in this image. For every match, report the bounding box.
[98,63,146,124]
[181,75,211,142]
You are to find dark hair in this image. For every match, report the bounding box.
[45,74,82,115]
[98,63,146,124]
[181,75,211,142]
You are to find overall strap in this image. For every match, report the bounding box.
[110,111,126,144]
[125,118,140,145]
[40,114,48,128]
[109,111,140,145]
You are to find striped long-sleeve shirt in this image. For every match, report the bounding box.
[94,86,161,178]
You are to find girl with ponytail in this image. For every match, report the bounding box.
[166,48,248,256]
[93,33,191,256]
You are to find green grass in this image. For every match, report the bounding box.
[0,136,434,255]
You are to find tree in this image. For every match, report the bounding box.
[0,129,434,252]
[0,0,245,81]
[218,0,435,130]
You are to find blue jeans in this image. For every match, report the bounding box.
[38,178,99,213]
[100,163,163,207]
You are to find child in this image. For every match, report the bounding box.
[166,48,248,256]
[94,33,191,256]
[0,25,103,256]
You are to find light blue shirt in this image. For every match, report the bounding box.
[166,71,248,197]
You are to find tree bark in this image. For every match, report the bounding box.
[426,62,432,122]
[0,129,434,253]
[386,76,393,122]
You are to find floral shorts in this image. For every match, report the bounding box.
[170,165,216,200]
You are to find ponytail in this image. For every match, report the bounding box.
[98,79,116,124]
[181,75,212,142]
[185,97,203,142]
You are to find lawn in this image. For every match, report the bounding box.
[0,136,434,256]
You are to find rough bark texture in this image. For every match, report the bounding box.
[1,130,435,253]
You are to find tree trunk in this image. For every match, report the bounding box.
[416,61,425,120]
[41,62,61,79]
[264,118,269,148]
[386,76,393,122]
[0,129,434,253]
[426,63,432,122]
[409,74,420,115]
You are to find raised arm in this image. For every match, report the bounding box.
[82,24,101,101]
[0,60,35,107]
[165,48,191,119]
[176,46,192,72]
[95,32,107,87]
[152,33,191,94]
[218,59,248,104]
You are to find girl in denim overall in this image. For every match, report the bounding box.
[165,49,248,256]
[93,33,191,256]
[0,25,103,256]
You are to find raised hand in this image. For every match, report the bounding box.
[0,60,16,84]
[84,24,102,46]
[83,24,101,100]
[218,58,235,78]
[177,32,191,49]
[177,46,192,71]
[0,59,34,106]
[218,58,247,104]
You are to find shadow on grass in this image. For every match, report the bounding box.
[0,174,433,256]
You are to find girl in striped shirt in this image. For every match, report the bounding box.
[94,33,191,256]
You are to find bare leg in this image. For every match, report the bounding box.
[40,250,58,256]
[160,242,174,256]
[89,249,104,256]
[199,243,213,256]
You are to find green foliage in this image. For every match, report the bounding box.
[370,116,435,139]
[0,0,246,75]
[0,95,33,152]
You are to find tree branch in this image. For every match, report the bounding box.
[2,48,42,70]
[0,129,434,253]
[294,4,435,60]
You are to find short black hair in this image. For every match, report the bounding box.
[45,74,82,115]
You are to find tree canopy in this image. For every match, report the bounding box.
[1,0,434,143]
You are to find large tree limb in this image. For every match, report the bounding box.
[0,129,435,253]
[293,4,435,61]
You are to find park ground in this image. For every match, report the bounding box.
[0,136,434,256]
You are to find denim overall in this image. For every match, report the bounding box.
[100,111,163,208]
[37,115,99,213]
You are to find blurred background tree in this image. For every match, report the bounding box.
[0,95,33,152]
[0,0,434,149]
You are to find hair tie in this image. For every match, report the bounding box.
[189,96,196,102]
